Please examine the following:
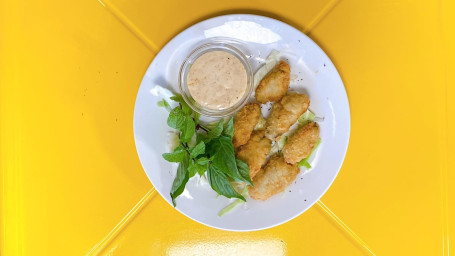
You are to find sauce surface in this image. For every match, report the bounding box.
[187,51,247,110]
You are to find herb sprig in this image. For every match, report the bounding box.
[162,95,252,206]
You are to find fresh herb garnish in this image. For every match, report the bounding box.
[162,95,251,206]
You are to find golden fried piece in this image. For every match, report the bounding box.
[283,122,320,164]
[250,155,300,201]
[265,93,310,140]
[255,60,290,103]
[233,103,262,148]
[236,130,272,179]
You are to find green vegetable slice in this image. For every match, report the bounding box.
[218,199,244,217]
[299,160,312,169]
[298,138,321,168]
[270,135,288,155]
[218,186,249,217]
[253,50,280,87]
[277,135,288,150]
[298,110,316,127]
[254,116,266,130]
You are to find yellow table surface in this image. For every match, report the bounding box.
[1,0,454,255]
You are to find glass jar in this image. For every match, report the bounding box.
[179,38,254,117]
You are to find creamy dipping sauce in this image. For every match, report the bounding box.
[187,51,247,110]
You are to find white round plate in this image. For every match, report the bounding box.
[134,14,350,231]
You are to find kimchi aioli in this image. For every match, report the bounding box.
[187,51,247,110]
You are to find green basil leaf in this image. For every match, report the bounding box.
[207,165,245,201]
[157,99,170,108]
[196,133,205,144]
[196,163,208,176]
[188,159,197,178]
[235,158,253,186]
[171,95,192,115]
[180,117,195,143]
[223,118,234,139]
[167,107,185,130]
[162,148,187,163]
[193,112,200,125]
[195,156,210,176]
[170,156,189,206]
[196,156,210,165]
[204,119,224,142]
[206,136,249,184]
[190,141,205,158]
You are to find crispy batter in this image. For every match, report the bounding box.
[283,122,320,164]
[233,103,262,148]
[255,60,290,103]
[249,155,300,201]
[265,93,310,140]
[236,130,272,179]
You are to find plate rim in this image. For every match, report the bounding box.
[133,13,351,231]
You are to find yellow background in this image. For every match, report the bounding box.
[1,0,453,255]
